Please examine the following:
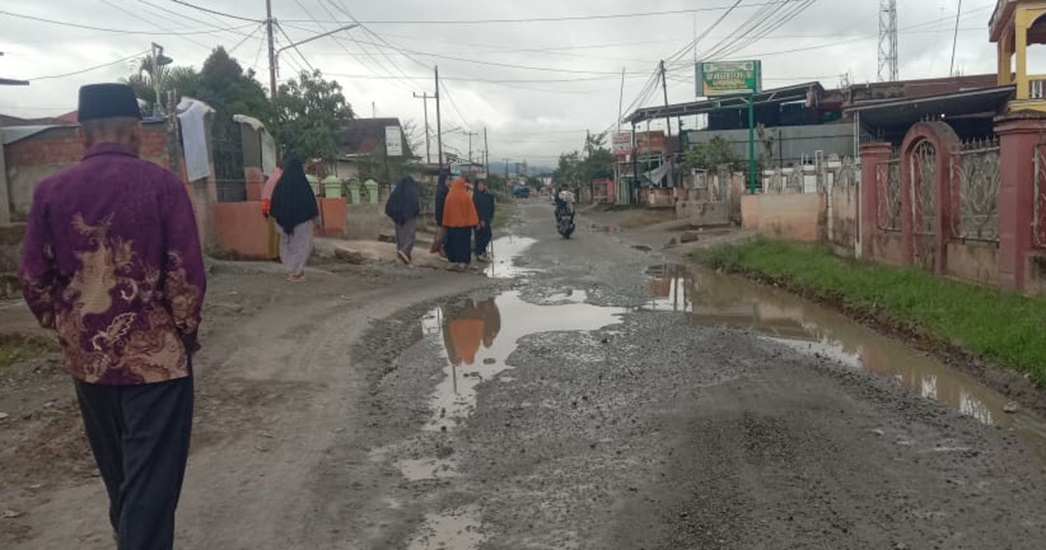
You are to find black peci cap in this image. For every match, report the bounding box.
[78,83,142,123]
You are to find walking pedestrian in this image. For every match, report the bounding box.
[430,168,450,257]
[385,176,422,265]
[472,179,496,262]
[19,83,206,550]
[270,159,320,283]
[442,176,480,270]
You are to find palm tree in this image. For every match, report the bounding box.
[122,54,200,115]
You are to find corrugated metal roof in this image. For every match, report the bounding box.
[1,125,62,146]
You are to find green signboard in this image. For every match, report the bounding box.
[696,60,762,97]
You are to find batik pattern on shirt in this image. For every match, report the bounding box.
[20,143,206,385]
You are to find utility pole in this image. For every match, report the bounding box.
[413,92,434,164]
[503,158,511,179]
[435,66,444,168]
[465,131,479,165]
[659,60,675,188]
[483,127,489,176]
[266,0,277,99]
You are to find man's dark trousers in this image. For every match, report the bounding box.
[75,375,194,550]
[475,223,493,255]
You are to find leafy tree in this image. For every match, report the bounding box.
[684,135,741,172]
[525,176,543,191]
[486,174,508,192]
[192,47,272,180]
[554,151,582,190]
[273,69,354,161]
[582,132,615,182]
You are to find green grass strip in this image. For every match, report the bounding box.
[701,239,1046,384]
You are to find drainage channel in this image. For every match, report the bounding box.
[644,263,1046,448]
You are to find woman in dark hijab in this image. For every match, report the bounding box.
[269,159,319,282]
[385,176,422,264]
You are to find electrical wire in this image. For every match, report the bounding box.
[229,23,265,56]
[276,23,316,73]
[282,1,798,25]
[29,50,151,81]
[322,0,420,79]
[0,9,255,36]
[100,0,212,51]
[439,80,472,130]
[170,0,261,23]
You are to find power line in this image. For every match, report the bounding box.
[100,0,212,51]
[439,81,471,129]
[282,1,799,25]
[229,23,266,56]
[139,0,257,39]
[170,0,261,23]
[0,9,255,36]
[275,23,316,73]
[29,49,150,81]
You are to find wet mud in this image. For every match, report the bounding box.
[358,205,1046,549]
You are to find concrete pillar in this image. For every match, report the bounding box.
[1016,11,1030,100]
[995,111,1046,291]
[999,39,1013,87]
[859,142,892,260]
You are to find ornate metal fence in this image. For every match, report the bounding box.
[951,139,1000,242]
[877,153,902,231]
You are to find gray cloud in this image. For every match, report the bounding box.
[0,0,1006,166]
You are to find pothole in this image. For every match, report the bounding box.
[419,291,626,432]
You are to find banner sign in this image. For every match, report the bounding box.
[696,60,762,97]
[612,132,633,157]
[385,126,403,157]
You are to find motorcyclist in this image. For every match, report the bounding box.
[555,185,575,221]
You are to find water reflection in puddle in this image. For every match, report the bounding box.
[645,263,1046,438]
[395,457,460,482]
[407,507,486,550]
[484,236,537,279]
[420,291,625,431]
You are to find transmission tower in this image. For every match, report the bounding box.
[878,0,899,82]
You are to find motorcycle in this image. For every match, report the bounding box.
[555,206,576,239]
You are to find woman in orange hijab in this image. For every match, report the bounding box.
[442,177,480,269]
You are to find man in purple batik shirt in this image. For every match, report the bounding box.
[19,83,206,550]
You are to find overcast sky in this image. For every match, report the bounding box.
[0,0,1021,168]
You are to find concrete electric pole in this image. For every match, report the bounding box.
[413,92,435,164]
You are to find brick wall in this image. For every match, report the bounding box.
[4,122,171,219]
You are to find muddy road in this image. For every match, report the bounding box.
[5,201,1046,549]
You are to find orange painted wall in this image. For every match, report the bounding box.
[214,201,272,260]
[318,198,347,237]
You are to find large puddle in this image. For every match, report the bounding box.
[645,263,1046,442]
[483,236,537,279]
[416,262,1046,440]
[420,291,625,432]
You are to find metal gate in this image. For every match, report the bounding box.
[910,140,937,271]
